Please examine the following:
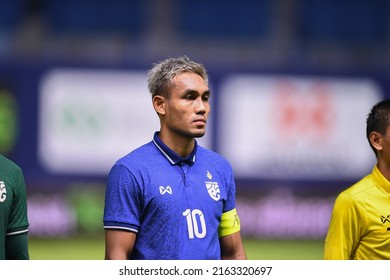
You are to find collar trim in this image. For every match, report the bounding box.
[152,132,197,165]
[372,165,390,194]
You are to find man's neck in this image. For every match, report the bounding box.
[376,160,390,182]
[158,131,195,158]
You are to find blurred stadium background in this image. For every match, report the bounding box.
[1,0,390,259]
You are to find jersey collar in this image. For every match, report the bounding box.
[372,165,390,194]
[152,131,197,165]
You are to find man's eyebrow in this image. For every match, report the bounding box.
[183,89,211,95]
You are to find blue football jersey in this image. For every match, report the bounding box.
[103,132,237,259]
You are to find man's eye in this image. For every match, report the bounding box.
[185,94,195,100]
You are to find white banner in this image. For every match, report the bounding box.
[38,69,212,175]
[1,260,388,279]
[219,74,383,180]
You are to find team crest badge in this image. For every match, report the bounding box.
[205,170,220,201]
[205,181,221,201]
[0,181,6,203]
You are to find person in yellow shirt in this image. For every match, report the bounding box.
[324,99,390,260]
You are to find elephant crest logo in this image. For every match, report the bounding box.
[205,181,220,201]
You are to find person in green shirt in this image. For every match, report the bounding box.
[324,99,390,260]
[0,154,29,259]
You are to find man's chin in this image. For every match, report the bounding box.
[194,133,205,138]
[179,129,206,139]
[189,131,205,138]
[193,129,206,138]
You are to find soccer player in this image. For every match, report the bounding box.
[103,56,247,260]
[0,154,29,259]
[324,99,390,260]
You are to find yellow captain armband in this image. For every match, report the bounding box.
[218,208,241,237]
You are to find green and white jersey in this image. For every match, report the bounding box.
[324,165,390,260]
[0,155,29,260]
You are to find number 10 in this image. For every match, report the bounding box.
[183,209,207,239]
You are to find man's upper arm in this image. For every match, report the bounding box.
[6,165,29,260]
[105,229,137,260]
[323,192,361,260]
[5,232,29,260]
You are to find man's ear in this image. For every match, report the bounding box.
[369,131,383,152]
[153,95,166,115]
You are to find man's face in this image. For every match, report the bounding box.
[163,72,210,139]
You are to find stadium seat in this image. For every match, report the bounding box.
[0,0,26,31]
[297,0,389,45]
[42,0,146,36]
[174,0,272,40]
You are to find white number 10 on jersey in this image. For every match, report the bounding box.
[183,209,206,239]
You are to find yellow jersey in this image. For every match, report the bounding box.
[324,165,390,260]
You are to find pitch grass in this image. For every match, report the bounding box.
[28,237,324,260]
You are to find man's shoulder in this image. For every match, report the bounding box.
[115,141,156,166]
[118,141,153,158]
[0,155,22,175]
[197,145,232,166]
[197,145,222,157]
[337,173,375,201]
